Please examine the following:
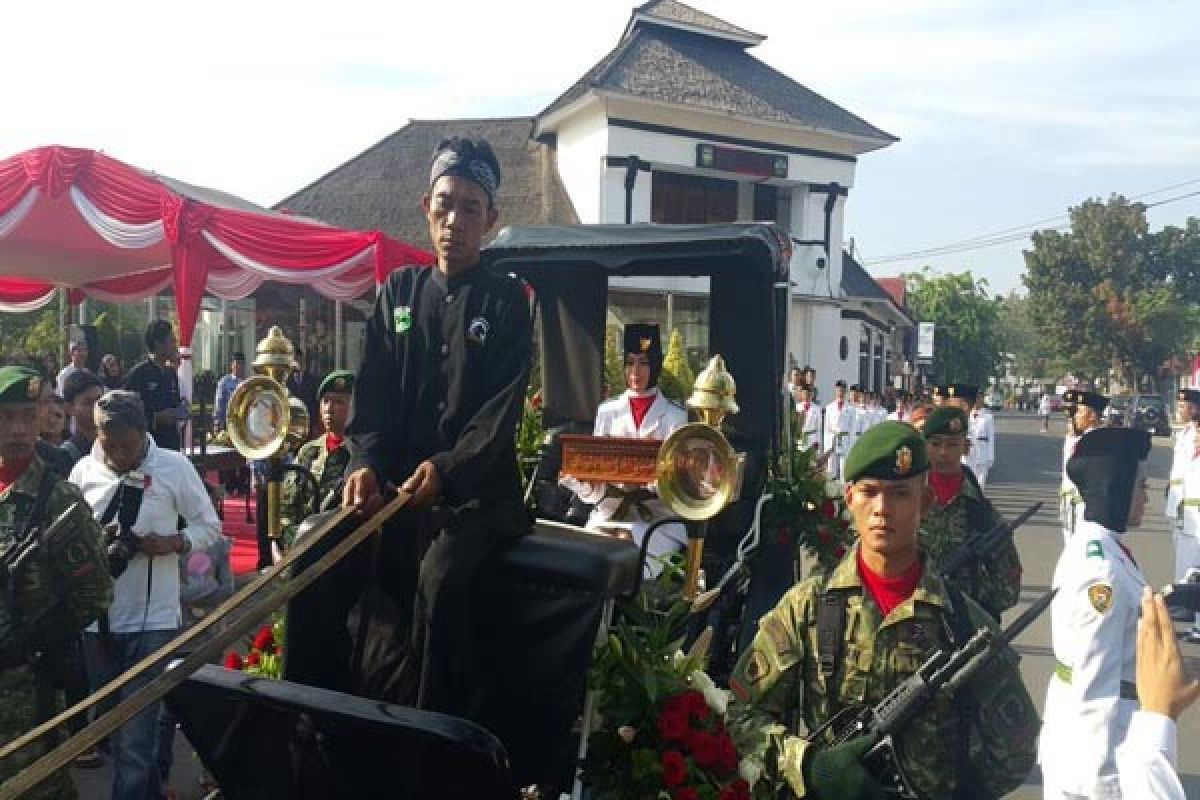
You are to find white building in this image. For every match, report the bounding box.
[278,0,910,398]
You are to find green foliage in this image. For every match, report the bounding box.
[516,385,544,490]
[605,325,625,399]
[659,329,695,402]
[22,309,65,361]
[1023,196,1200,388]
[904,268,1003,386]
[764,438,855,576]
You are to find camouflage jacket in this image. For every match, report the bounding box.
[280,436,350,549]
[920,470,1022,619]
[0,455,112,800]
[727,544,1038,800]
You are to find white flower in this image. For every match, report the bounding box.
[617,725,636,743]
[824,479,842,497]
[689,670,729,715]
[672,650,687,668]
[738,756,764,787]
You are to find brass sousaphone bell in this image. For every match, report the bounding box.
[225,326,307,459]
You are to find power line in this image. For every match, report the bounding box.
[863,179,1200,267]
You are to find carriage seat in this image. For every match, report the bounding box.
[493,519,641,596]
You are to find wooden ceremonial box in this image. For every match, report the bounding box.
[559,435,660,485]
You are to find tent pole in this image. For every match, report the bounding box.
[334,301,344,370]
[59,289,69,366]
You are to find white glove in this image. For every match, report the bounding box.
[559,474,605,503]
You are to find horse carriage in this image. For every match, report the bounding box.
[0,224,793,800]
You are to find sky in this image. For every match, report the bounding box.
[4,0,1197,296]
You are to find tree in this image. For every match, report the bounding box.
[1023,196,1200,389]
[604,325,624,399]
[657,329,694,402]
[904,268,1003,386]
[996,292,1070,381]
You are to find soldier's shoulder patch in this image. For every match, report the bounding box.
[760,613,793,657]
[745,650,771,685]
[1088,583,1114,614]
[1086,540,1104,560]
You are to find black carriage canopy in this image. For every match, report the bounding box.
[482,223,791,458]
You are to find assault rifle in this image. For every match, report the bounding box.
[0,503,83,653]
[938,501,1042,577]
[806,588,1056,799]
[3,503,82,579]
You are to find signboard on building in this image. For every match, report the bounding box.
[696,143,788,179]
[917,322,935,361]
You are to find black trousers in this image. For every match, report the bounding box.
[286,503,521,714]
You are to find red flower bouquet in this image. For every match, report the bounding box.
[222,614,285,679]
[581,574,767,798]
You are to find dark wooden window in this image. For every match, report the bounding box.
[651,171,737,224]
[753,184,778,223]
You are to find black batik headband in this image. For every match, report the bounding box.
[429,149,499,205]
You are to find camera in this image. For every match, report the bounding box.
[105,524,141,579]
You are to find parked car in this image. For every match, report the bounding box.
[1108,394,1171,436]
[1104,396,1131,427]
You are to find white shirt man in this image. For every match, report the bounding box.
[966,401,996,488]
[823,383,856,480]
[887,395,912,423]
[1115,712,1186,799]
[1166,389,1200,640]
[71,430,221,632]
[1039,427,1151,799]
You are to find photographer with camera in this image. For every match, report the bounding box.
[70,390,220,800]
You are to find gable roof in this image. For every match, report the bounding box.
[624,0,764,46]
[274,118,578,249]
[841,250,891,301]
[539,22,895,145]
[875,277,908,309]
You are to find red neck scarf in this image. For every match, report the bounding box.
[857,550,923,618]
[929,470,964,507]
[629,393,655,430]
[325,433,345,453]
[0,455,34,494]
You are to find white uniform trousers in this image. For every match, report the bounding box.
[1174,508,1200,630]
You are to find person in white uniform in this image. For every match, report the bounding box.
[887,390,912,423]
[1112,586,1200,800]
[794,383,822,452]
[823,380,855,480]
[1059,389,1107,543]
[561,324,687,576]
[1165,388,1200,641]
[968,392,996,489]
[1039,427,1152,799]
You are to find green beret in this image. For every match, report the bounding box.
[0,366,43,405]
[318,370,355,397]
[844,421,930,482]
[923,407,969,438]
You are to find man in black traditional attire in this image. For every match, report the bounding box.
[331,136,532,715]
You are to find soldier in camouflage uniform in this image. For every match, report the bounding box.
[0,366,113,799]
[728,422,1038,799]
[920,406,1022,620]
[279,371,354,550]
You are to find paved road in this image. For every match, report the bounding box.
[988,411,1199,797]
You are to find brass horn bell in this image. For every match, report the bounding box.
[655,423,739,521]
[226,376,291,460]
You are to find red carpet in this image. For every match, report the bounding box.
[217,492,261,576]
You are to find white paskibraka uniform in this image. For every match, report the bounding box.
[1039,519,1145,799]
[823,399,856,480]
[1164,423,1200,631]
